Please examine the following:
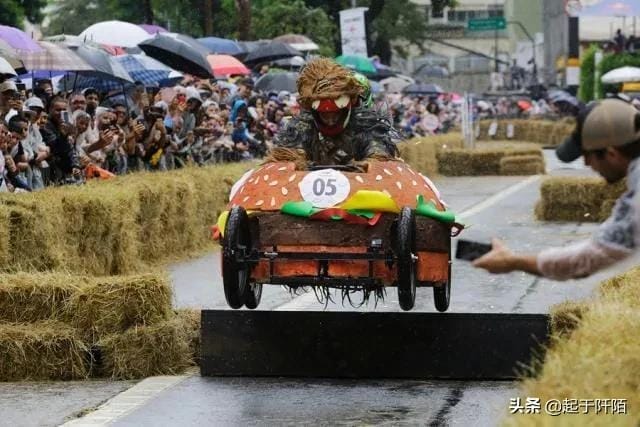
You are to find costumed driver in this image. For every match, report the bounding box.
[270,58,398,169]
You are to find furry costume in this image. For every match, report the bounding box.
[268,58,399,168]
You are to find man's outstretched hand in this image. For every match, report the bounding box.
[472,238,541,276]
[472,238,515,274]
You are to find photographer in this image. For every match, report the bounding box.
[474,99,640,280]
[40,97,81,184]
[141,106,169,170]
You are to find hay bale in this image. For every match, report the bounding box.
[499,155,545,175]
[515,302,640,425]
[539,177,606,209]
[175,308,201,365]
[549,301,590,338]
[1,193,66,272]
[60,184,140,276]
[0,321,89,380]
[437,143,543,176]
[0,205,9,268]
[0,273,89,323]
[98,315,194,379]
[534,200,601,222]
[70,273,172,341]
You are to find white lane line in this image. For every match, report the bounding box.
[457,175,540,220]
[60,372,194,427]
[273,175,542,312]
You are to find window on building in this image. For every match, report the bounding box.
[446,7,504,24]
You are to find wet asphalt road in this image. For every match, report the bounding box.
[5,151,612,426]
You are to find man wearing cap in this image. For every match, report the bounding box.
[0,81,19,120]
[474,98,640,280]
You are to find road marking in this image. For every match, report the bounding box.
[273,175,541,312]
[457,175,540,220]
[60,371,194,427]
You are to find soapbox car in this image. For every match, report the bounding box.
[215,161,460,312]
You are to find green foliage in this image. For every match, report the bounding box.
[597,52,640,98]
[578,44,598,102]
[22,0,47,23]
[252,0,336,56]
[0,0,26,28]
[45,0,149,35]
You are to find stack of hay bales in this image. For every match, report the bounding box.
[0,272,199,380]
[509,267,640,425]
[477,118,574,147]
[436,141,545,176]
[535,177,625,222]
[398,134,465,176]
[0,164,253,276]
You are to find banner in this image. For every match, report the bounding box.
[339,8,369,56]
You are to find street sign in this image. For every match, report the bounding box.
[467,17,506,31]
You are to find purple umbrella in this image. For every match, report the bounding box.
[0,25,42,52]
[578,0,640,16]
[139,24,168,34]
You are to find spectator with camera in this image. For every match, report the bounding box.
[24,97,49,190]
[40,97,81,184]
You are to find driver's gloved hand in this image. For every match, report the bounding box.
[333,149,352,164]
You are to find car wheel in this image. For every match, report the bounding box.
[395,207,417,311]
[433,246,451,312]
[222,206,251,309]
[243,283,263,309]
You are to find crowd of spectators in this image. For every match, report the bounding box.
[0,76,299,192]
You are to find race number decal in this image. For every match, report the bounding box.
[298,169,350,208]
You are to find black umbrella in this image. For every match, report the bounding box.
[402,82,444,95]
[255,72,299,94]
[243,41,301,65]
[139,32,213,78]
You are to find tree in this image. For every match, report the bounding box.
[22,0,47,23]
[252,0,336,56]
[235,0,251,40]
[305,0,456,64]
[0,0,25,28]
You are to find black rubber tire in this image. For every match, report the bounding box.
[395,207,417,311]
[243,283,263,309]
[433,246,451,312]
[222,206,251,309]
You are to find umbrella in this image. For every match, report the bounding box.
[74,44,133,83]
[198,37,244,56]
[415,65,449,79]
[578,0,640,16]
[273,34,319,52]
[517,100,532,111]
[43,34,83,48]
[243,41,301,65]
[139,32,213,78]
[336,55,376,74]
[402,82,444,95]
[255,72,299,94]
[116,54,178,85]
[0,25,41,52]
[601,66,640,84]
[0,39,24,72]
[379,76,412,93]
[207,54,250,77]
[271,56,306,70]
[79,20,152,48]
[20,41,94,72]
[139,24,168,35]
[0,57,17,78]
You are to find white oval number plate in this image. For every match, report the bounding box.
[298,169,351,208]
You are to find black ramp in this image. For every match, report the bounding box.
[201,311,549,380]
